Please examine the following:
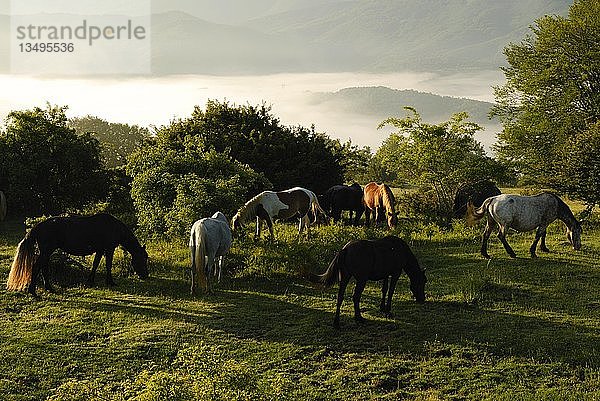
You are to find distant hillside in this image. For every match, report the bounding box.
[309,86,495,126]
[0,1,569,75]
[153,0,569,74]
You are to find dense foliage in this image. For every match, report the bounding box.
[69,116,149,168]
[492,0,600,206]
[374,108,509,225]
[167,100,345,193]
[0,105,105,216]
[127,132,271,237]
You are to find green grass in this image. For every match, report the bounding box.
[1,217,600,400]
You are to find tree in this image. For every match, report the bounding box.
[375,108,509,225]
[492,0,600,203]
[170,100,345,193]
[69,116,149,168]
[556,122,600,215]
[0,105,106,216]
[127,131,271,237]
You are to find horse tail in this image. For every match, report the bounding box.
[0,191,6,222]
[466,197,492,226]
[311,195,328,224]
[190,224,208,292]
[7,235,37,291]
[308,249,345,288]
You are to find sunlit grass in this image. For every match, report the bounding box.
[1,215,600,400]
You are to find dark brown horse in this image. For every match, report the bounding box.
[7,213,148,296]
[320,183,364,225]
[453,180,501,218]
[310,236,426,328]
[363,182,398,228]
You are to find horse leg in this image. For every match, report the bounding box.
[364,208,371,226]
[530,226,546,258]
[255,216,262,240]
[332,207,342,224]
[303,214,311,238]
[354,208,364,226]
[497,226,516,258]
[333,274,351,329]
[380,278,389,313]
[88,252,103,286]
[353,279,367,324]
[481,217,495,259]
[385,275,399,318]
[38,253,54,292]
[266,217,274,240]
[105,249,116,286]
[217,256,223,282]
[540,228,550,252]
[30,253,51,295]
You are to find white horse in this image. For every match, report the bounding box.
[189,211,232,294]
[466,193,582,259]
[0,191,6,222]
[231,187,327,239]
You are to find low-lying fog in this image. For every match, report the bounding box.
[0,70,504,151]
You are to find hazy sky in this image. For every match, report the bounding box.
[0,70,503,150]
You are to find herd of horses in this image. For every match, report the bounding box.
[2,181,584,327]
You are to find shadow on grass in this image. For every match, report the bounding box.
[65,276,600,368]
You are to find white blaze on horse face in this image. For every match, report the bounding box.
[261,191,289,218]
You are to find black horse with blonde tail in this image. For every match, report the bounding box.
[309,236,426,328]
[7,213,148,296]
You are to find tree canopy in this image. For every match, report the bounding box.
[0,105,106,216]
[69,116,149,168]
[375,108,509,225]
[492,0,600,205]
[168,100,345,193]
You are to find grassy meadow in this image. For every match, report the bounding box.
[1,211,600,400]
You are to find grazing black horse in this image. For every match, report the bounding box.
[320,183,364,225]
[6,213,148,296]
[453,180,501,218]
[310,236,426,328]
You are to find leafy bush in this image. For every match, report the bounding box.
[127,135,271,238]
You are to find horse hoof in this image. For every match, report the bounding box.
[355,316,366,324]
[509,253,517,259]
[482,254,491,260]
[530,253,538,258]
[385,312,394,319]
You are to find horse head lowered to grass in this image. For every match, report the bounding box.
[6,213,148,296]
[363,182,398,229]
[466,192,582,259]
[309,235,426,328]
[232,187,327,239]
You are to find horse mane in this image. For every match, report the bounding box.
[544,192,577,225]
[380,184,396,213]
[233,192,263,226]
[108,215,143,253]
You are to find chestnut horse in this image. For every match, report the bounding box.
[232,187,327,239]
[363,182,398,228]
